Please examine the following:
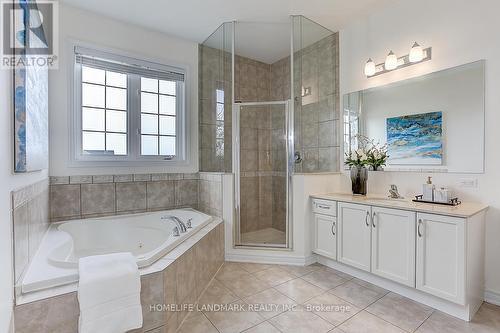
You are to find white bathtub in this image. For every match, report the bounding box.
[48,209,212,268]
[20,208,215,295]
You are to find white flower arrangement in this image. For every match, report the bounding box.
[345,135,389,170]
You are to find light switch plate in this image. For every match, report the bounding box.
[458,178,478,188]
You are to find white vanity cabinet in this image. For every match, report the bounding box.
[310,194,487,320]
[312,199,337,260]
[371,207,416,287]
[416,213,465,304]
[337,202,372,272]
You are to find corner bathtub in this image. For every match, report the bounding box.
[20,209,213,294]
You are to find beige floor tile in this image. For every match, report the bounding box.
[304,292,361,326]
[320,266,354,280]
[253,267,296,286]
[199,279,239,306]
[274,278,324,303]
[219,272,272,298]
[338,310,406,333]
[204,301,265,333]
[237,262,275,274]
[416,303,500,333]
[269,307,334,333]
[177,312,218,333]
[351,278,389,295]
[278,264,323,277]
[330,281,386,308]
[243,288,297,319]
[301,269,349,290]
[242,321,281,333]
[216,262,250,281]
[366,292,434,332]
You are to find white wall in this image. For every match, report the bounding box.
[0,62,48,332]
[339,0,500,299]
[49,4,199,176]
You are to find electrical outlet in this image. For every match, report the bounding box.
[458,178,478,188]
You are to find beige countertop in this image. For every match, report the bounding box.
[311,193,488,218]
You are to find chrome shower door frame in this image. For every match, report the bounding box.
[232,100,293,249]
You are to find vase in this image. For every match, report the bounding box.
[350,165,368,195]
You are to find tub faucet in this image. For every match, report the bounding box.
[388,185,404,199]
[161,215,187,233]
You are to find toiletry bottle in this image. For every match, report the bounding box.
[422,176,435,201]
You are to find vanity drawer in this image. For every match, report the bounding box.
[312,199,337,216]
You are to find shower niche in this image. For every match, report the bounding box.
[199,16,339,248]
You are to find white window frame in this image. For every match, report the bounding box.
[69,41,190,167]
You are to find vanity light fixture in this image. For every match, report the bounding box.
[364,58,376,76]
[384,51,398,70]
[365,42,432,78]
[409,42,424,62]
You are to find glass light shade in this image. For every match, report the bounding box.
[364,58,376,76]
[385,51,398,70]
[409,42,424,62]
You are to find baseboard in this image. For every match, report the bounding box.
[484,290,500,306]
[225,252,316,266]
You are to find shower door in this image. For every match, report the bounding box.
[233,101,292,248]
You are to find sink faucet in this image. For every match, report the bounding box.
[161,215,187,233]
[388,185,404,199]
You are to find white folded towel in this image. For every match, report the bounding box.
[78,252,143,333]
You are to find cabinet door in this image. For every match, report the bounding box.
[313,214,337,259]
[338,202,371,272]
[371,207,416,287]
[416,213,465,304]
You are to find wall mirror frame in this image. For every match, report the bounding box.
[343,60,485,174]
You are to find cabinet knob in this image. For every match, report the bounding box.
[372,212,376,228]
[418,219,423,237]
[331,222,336,236]
[365,211,370,227]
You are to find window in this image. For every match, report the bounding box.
[72,45,187,165]
[215,88,224,158]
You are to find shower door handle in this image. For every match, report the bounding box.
[294,151,302,164]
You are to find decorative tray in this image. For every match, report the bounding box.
[412,195,461,206]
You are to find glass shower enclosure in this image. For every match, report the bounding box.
[199,17,338,248]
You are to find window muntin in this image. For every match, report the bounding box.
[81,66,128,155]
[140,77,177,157]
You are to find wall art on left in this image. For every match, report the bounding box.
[12,0,49,172]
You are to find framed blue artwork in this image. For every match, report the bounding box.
[386,111,443,165]
[13,0,49,172]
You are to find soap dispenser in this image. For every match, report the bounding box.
[422,176,435,201]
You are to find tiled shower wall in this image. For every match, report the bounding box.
[12,179,50,284]
[294,33,340,173]
[48,172,223,221]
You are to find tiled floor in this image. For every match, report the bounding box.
[177,261,500,333]
[241,228,286,245]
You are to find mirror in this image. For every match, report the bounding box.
[343,60,485,173]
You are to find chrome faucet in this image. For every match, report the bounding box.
[388,185,404,199]
[161,215,187,233]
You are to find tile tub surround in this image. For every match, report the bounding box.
[173,261,500,333]
[12,179,50,284]
[49,172,223,221]
[14,221,225,333]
